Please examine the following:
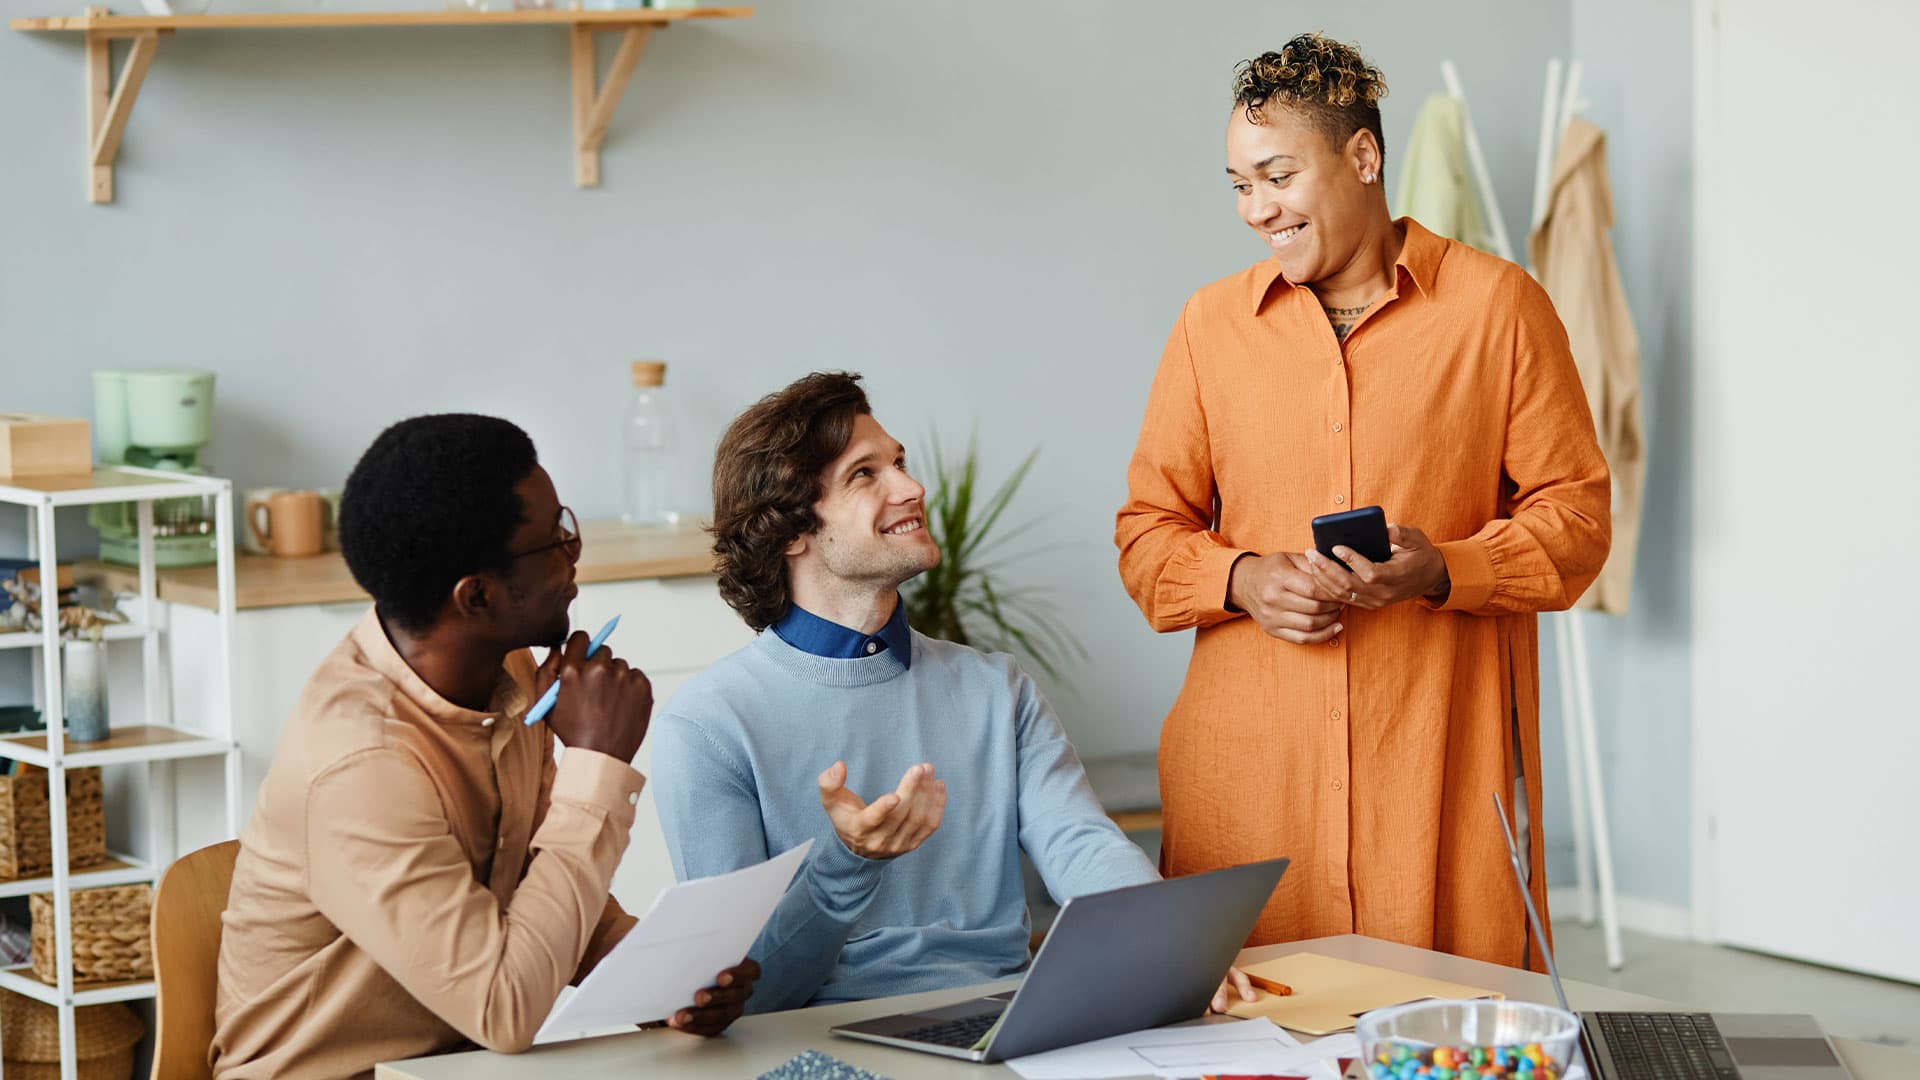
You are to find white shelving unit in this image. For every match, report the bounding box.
[0,465,238,1080]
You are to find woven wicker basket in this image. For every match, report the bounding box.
[29,884,153,985]
[0,988,142,1080]
[0,766,109,880]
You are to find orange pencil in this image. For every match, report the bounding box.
[1246,973,1294,996]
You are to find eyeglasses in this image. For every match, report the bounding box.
[507,506,581,563]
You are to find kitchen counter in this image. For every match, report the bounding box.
[78,519,716,610]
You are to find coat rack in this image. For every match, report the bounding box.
[1441,58,1625,972]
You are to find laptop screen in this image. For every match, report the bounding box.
[1493,791,1572,1013]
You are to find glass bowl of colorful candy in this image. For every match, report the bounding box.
[1356,999,1580,1080]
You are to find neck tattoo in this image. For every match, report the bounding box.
[1323,299,1375,344]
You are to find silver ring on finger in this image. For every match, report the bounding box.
[1348,590,1357,603]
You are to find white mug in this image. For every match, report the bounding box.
[240,488,285,555]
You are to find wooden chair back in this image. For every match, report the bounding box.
[150,839,240,1080]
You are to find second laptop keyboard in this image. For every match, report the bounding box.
[1593,1011,1740,1079]
[898,1011,1001,1049]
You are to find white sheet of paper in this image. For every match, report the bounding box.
[534,840,811,1040]
[1008,1017,1352,1080]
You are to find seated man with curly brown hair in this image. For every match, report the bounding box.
[650,373,1249,1013]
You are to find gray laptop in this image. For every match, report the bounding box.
[830,856,1289,1063]
[1493,794,1855,1080]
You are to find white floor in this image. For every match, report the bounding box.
[1551,919,1920,1050]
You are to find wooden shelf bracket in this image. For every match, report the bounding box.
[13,7,750,201]
[570,22,654,188]
[83,6,167,203]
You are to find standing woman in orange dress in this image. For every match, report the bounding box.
[1114,34,1610,969]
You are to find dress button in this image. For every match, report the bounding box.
[1331,709,1341,721]
[1333,494,1346,505]
[1332,779,1344,791]
[1329,636,1341,647]
[628,792,640,806]
[865,641,879,655]
[1332,423,1343,433]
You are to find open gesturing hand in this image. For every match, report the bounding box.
[817,761,947,861]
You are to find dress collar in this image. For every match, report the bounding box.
[1248,216,1442,315]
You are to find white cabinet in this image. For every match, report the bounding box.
[157,573,753,913]
[564,575,756,911]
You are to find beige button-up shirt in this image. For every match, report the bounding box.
[1529,118,1645,615]
[212,610,643,1080]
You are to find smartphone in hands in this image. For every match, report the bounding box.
[1310,505,1390,573]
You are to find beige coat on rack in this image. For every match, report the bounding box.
[1529,118,1645,615]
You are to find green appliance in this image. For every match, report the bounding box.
[90,369,218,568]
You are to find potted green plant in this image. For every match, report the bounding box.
[902,431,1084,682]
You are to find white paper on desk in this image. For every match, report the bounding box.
[534,840,811,1040]
[1008,1017,1350,1080]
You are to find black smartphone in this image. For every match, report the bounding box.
[1311,505,1390,572]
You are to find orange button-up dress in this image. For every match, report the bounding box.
[1115,220,1610,969]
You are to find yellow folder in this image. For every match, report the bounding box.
[1224,952,1504,1035]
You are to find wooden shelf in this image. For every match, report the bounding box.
[8,5,754,202]
[0,724,233,768]
[78,518,716,611]
[0,465,223,508]
[82,553,371,611]
[1106,809,1163,835]
[11,7,750,32]
[0,622,147,651]
[0,965,155,1007]
[0,853,154,900]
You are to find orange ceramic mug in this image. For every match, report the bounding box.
[250,490,326,558]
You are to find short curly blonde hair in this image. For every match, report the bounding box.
[1233,33,1390,168]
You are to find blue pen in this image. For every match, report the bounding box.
[524,614,621,725]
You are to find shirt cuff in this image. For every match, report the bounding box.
[807,833,888,915]
[1429,538,1497,612]
[552,749,646,831]
[1194,544,1258,619]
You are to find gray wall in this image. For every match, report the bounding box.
[1532,0,1694,910]
[3,1,1690,907]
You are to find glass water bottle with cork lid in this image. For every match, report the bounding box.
[622,360,680,527]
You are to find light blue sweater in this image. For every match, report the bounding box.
[651,627,1159,1012]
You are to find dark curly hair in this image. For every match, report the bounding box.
[339,413,538,634]
[710,372,871,630]
[1234,33,1389,171]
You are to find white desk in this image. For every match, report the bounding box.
[375,934,1920,1079]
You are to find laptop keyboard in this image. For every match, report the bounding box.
[1594,1012,1740,1079]
[898,1012,1000,1049]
